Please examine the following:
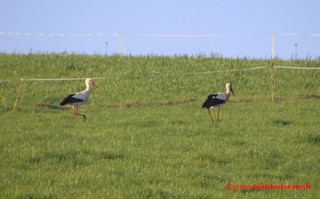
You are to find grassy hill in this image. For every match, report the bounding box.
[1,54,319,198]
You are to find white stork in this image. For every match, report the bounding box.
[202,83,235,123]
[60,78,98,120]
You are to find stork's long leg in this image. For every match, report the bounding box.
[73,106,86,120]
[207,109,214,124]
[76,112,87,120]
[216,106,220,123]
[72,106,76,117]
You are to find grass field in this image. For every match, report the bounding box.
[1,54,320,198]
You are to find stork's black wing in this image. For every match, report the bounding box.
[202,93,226,108]
[202,94,218,108]
[60,94,84,106]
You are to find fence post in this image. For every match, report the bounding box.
[270,64,275,102]
[13,78,24,111]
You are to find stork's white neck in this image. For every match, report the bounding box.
[85,80,91,92]
[226,85,231,94]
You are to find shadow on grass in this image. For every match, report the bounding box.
[272,119,292,126]
[306,134,320,144]
[24,150,126,169]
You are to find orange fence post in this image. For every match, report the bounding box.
[13,78,24,111]
[270,64,275,102]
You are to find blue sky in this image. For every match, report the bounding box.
[0,0,319,59]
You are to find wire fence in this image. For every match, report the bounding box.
[1,65,319,83]
[1,65,318,112]
[1,31,320,38]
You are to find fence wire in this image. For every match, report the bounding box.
[1,65,319,112]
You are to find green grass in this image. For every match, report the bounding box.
[1,54,320,198]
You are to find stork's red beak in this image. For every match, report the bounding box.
[90,81,99,88]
